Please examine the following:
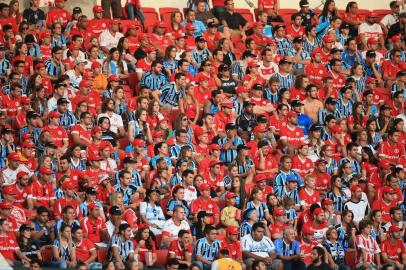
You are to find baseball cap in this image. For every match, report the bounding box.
[236,86,250,94]
[173,32,185,39]
[286,174,299,182]
[195,36,206,43]
[325,97,337,105]
[48,110,61,118]
[299,0,310,7]
[99,141,113,151]
[91,61,102,69]
[387,225,401,234]
[367,11,377,17]
[225,192,238,200]
[315,159,328,165]
[108,75,120,82]
[93,5,104,12]
[310,124,323,132]
[322,35,335,43]
[0,202,12,209]
[72,7,82,14]
[302,226,315,235]
[225,123,236,130]
[207,21,219,28]
[287,111,297,118]
[382,186,396,194]
[62,181,76,190]
[40,167,53,175]
[209,160,223,167]
[98,173,110,183]
[88,153,102,161]
[219,64,230,72]
[248,60,260,68]
[109,205,122,215]
[7,152,19,161]
[313,208,324,216]
[57,98,69,105]
[123,157,136,164]
[200,183,211,191]
[322,198,334,207]
[391,35,401,42]
[87,202,99,210]
[279,59,292,65]
[293,37,303,44]
[366,77,377,84]
[253,84,263,91]
[91,126,102,134]
[311,48,323,58]
[3,185,17,195]
[21,141,34,148]
[253,125,267,133]
[243,100,256,107]
[154,21,166,28]
[79,80,91,88]
[197,211,213,219]
[273,208,285,216]
[291,100,304,107]
[16,171,28,179]
[273,24,285,31]
[331,48,343,54]
[330,125,344,133]
[366,50,377,58]
[85,187,98,195]
[350,184,362,193]
[367,37,378,44]
[132,138,144,147]
[226,226,239,234]
[254,173,267,183]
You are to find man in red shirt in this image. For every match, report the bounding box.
[379,128,405,164]
[0,219,30,267]
[247,22,272,50]
[326,59,346,93]
[213,102,235,137]
[0,82,21,119]
[10,171,33,209]
[135,46,157,80]
[221,226,243,264]
[168,229,193,268]
[312,159,331,197]
[80,202,110,245]
[19,141,37,172]
[149,22,173,55]
[42,110,68,151]
[372,186,398,223]
[72,226,99,266]
[324,125,347,161]
[299,226,319,266]
[53,180,80,219]
[301,208,328,243]
[305,48,328,86]
[299,175,320,210]
[46,0,71,27]
[286,13,305,40]
[280,111,305,154]
[88,5,110,37]
[31,167,55,210]
[70,111,92,147]
[190,183,220,225]
[319,36,334,64]
[382,49,406,85]
[268,208,288,240]
[253,140,278,180]
[380,225,406,268]
[70,80,102,116]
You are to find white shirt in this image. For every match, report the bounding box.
[65,69,82,89]
[184,185,197,206]
[48,96,73,112]
[359,23,383,40]
[100,158,118,174]
[162,218,190,239]
[343,199,370,223]
[99,29,124,50]
[241,234,275,258]
[0,164,33,186]
[380,14,398,29]
[97,112,123,134]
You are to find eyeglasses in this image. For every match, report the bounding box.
[182,118,188,121]
[204,64,212,67]
[17,65,24,68]
[22,27,28,30]
[394,55,401,58]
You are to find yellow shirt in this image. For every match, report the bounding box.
[215,258,242,270]
[221,206,239,227]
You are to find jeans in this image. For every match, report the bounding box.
[194,261,211,270]
[126,4,145,23]
[48,260,67,268]
[283,260,306,270]
[101,0,122,19]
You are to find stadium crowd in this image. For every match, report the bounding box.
[0,0,405,269]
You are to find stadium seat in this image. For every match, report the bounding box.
[357,9,370,18]
[235,8,254,23]
[156,249,169,266]
[140,7,160,29]
[97,247,108,263]
[254,8,260,20]
[278,8,298,15]
[155,234,163,248]
[337,9,345,18]
[161,198,169,215]
[344,250,356,269]
[373,9,391,21]
[159,7,181,25]
[40,246,53,261]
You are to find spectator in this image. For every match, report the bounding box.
[194,225,221,270]
[355,219,382,269]
[108,223,135,269]
[307,246,331,270]
[379,225,406,269]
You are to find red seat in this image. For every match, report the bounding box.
[373,9,391,21]
[344,250,356,269]
[128,72,139,95]
[278,8,298,15]
[119,20,143,34]
[156,249,169,266]
[40,246,53,262]
[235,8,254,23]
[159,7,181,25]
[358,9,370,17]
[155,234,163,248]
[160,198,169,215]
[337,9,345,18]
[141,7,160,29]
[97,247,108,263]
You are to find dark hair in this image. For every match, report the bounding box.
[182,169,194,179]
[178,229,189,238]
[358,219,371,231]
[37,206,49,215]
[204,225,216,235]
[321,0,337,18]
[313,246,325,261]
[390,206,401,215]
[136,226,154,250]
[167,258,179,267]
[252,222,265,232]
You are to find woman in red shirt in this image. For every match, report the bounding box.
[134,226,157,267]
[343,2,364,37]
[179,84,200,123]
[13,42,34,76]
[168,11,185,37]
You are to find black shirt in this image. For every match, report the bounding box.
[23,8,46,26]
[221,11,247,30]
[219,76,237,95]
[387,22,406,40]
[307,263,332,270]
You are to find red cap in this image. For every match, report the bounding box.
[39,31,51,40]
[158,118,168,124]
[254,173,267,183]
[87,202,99,210]
[225,192,238,199]
[367,37,378,44]
[350,184,361,193]
[146,45,156,53]
[91,61,102,68]
[91,126,102,134]
[99,141,113,151]
[311,48,323,57]
[194,126,208,138]
[273,208,285,216]
[88,153,102,161]
[221,102,233,108]
[7,152,20,161]
[322,198,334,207]
[227,226,239,234]
[378,159,392,170]
[208,144,221,151]
[16,171,28,179]
[322,35,335,43]
[200,183,211,190]
[366,77,377,84]
[248,60,259,68]
[253,126,267,133]
[185,23,195,31]
[382,186,396,194]
[69,44,80,51]
[315,159,328,166]
[40,167,53,175]
[98,173,110,183]
[298,141,308,148]
[110,19,120,25]
[21,133,32,140]
[287,111,297,118]
[196,73,209,83]
[48,110,61,118]
[153,130,164,137]
[132,138,144,147]
[367,11,377,17]
[0,202,12,209]
[3,185,17,195]
[209,160,223,167]
[236,86,250,94]
[313,208,324,216]
[79,80,92,88]
[21,141,34,148]
[173,32,185,39]
[330,125,344,134]
[93,5,104,13]
[55,0,64,2]
[391,35,401,42]
[35,63,45,70]
[108,75,120,82]
[20,96,31,105]
[302,226,315,235]
[154,21,166,28]
[62,181,76,190]
[252,21,263,28]
[387,225,401,234]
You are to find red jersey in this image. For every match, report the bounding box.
[80,217,107,244]
[258,0,277,10]
[371,199,398,223]
[253,153,278,180]
[379,140,405,163]
[88,19,110,37]
[149,34,173,49]
[299,240,319,265]
[289,87,306,101]
[299,188,320,208]
[292,155,314,177]
[96,185,115,205]
[324,140,345,161]
[380,238,406,262]
[135,240,156,263]
[269,115,288,133]
[312,172,331,194]
[13,55,33,76]
[70,124,92,145]
[381,60,406,80]
[87,142,102,157]
[127,36,139,54]
[122,208,138,229]
[41,76,53,96]
[56,169,84,191]
[75,238,96,262]
[11,184,32,208]
[0,94,21,117]
[70,91,101,116]
[302,222,328,243]
[375,186,403,205]
[213,111,233,135]
[243,74,266,88]
[204,32,222,52]
[135,58,152,75]
[326,71,346,93]
[285,25,305,39]
[168,240,193,260]
[31,180,55,208]
[42,125,68,148]
[268,222,288,240]
[53,198,81,219]
[355,234,380,264]
[0,233,18,260]
[190,198,219,224]
[40,45,52,61]
[46,8,71,27]
[221,239,242,260]
[280,125,305,148]
[319,49,331,65]
[70,28,93,47]
[305,63,327,86]
[85,168,106,187]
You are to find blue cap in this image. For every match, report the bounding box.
[287,174,298,182]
